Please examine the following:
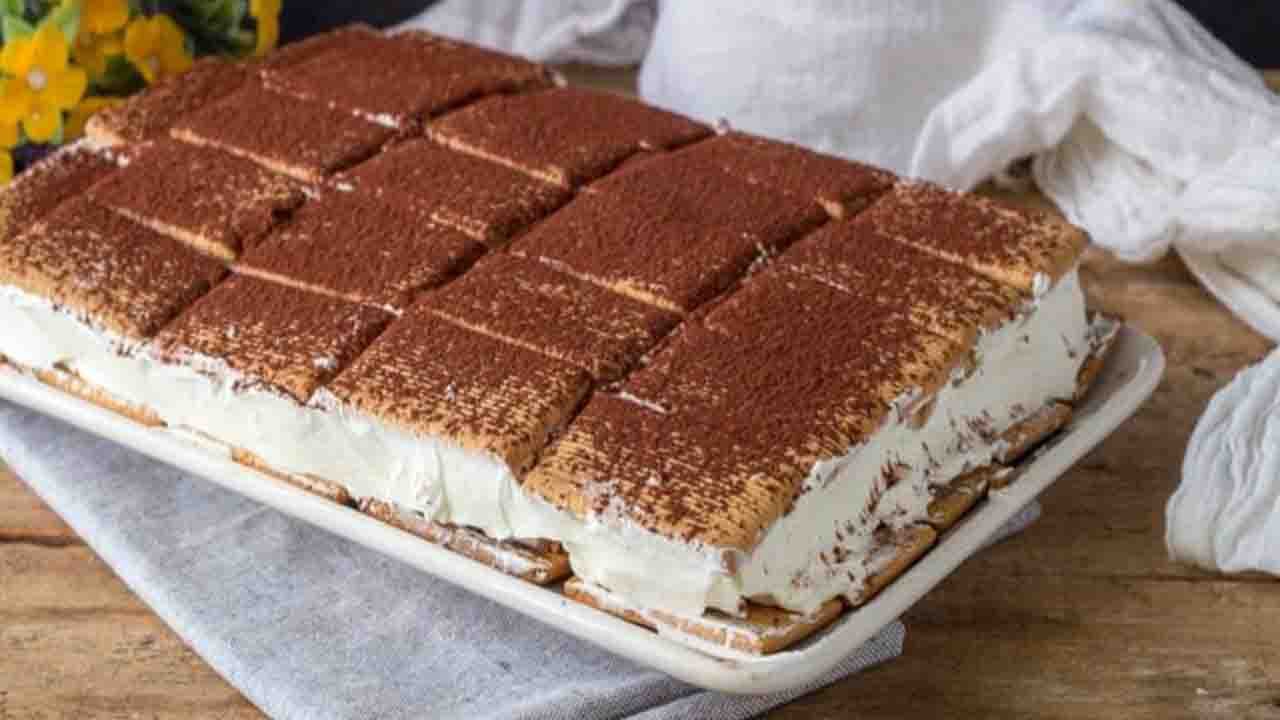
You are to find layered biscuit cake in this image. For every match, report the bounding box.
[0,26,1110,654]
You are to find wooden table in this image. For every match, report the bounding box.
[4,68,1280,720]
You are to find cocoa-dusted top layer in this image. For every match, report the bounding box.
[628,271,958,438]
[525,393,805,549]
[327,312,591,471]
[590,150,828,250]
[511,192,767,314]
[781,220,1023,345]
[670,132,895,219]
[430,87,710,188]
[528,270,962,549]
[422,254,680,382]
[257,23,379,72]
[172,83,394,182]
[862,181,1087,292]
[88,140,305,260]
[264,30,552,129]
[238,189,484,312]
[340,138,571,247]
[154,274,391,403]
[0,142,119,239]
[0,196,225,339]
[86,57,249,145]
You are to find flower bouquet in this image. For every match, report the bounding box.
[0,0,281,182]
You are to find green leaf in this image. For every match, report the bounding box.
[226,0,247,30]
[2,14,34,43]
[44,0,79,43]
[2,0,23,20]
[92,54,144,94]
[49,111,63,145]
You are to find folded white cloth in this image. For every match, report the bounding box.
[1169,351,1280,575]
[404,0,1280,341]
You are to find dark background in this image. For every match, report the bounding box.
[279,1,1280,69]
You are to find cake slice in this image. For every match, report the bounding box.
[86,57,250,146]
[780,220,1024,347]
[861,181,1087,293]
[171,83,394,182]
[429,86,710,188]
[587,151,829,251]
[339,138,571,246]
[423,254,680,381]
[87,140,306,260]
[91,275,393,500]
[511,154,826,313]
[510,194,776,314]
[0,141,123,240]
[236,189,485,313]
[312,312,592,531]
[263,29,553,130]
[153,274,391,403]
[521,274,964,616]
[257,23,381,72]
[0,196,225,418]
[665,131,896,218]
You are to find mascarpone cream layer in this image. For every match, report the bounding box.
[0,269,1090,617]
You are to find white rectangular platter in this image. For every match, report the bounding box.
[0,323,1163,695]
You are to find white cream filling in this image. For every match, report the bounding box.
[0,268,1090,617]
[502,270,1091,616]
[0,286,522,535]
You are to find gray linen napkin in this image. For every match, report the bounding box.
[0,400,1038,719]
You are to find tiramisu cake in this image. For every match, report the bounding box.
[0,25,1113,656]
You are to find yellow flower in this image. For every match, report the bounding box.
[0,117,16,184]
[65,95,121,139]
[80,0,130,35]
[0,118,17,148]
[253,14,279,56]
[250,0,283,18]
[73,30,124,80]
[0,24,89,143]
[250,0,282,56]
[123,14,192,84]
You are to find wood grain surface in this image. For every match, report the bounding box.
[3,66,1280,720]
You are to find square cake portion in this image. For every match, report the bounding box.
[625,272,960,445]
[0,196,225,341]
[88,140,306,260]
[153,274,391,403]
[513,154,826,313]
[523,272,967,615]
[0,141,121,239]
[781,220,1024,346]
[325,312,591,474]
[171,83,394,182]
[589,151,829,248]
[86,57,249,146]
[263,30,553,130]
[860,181,1087,292]
[429,87,710,188]
[530,271,960,543]
[340,139,570,247]
[422,254,680,382]
[237,188,484,313]
[668,132,895,219]
[257,23,380,72]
